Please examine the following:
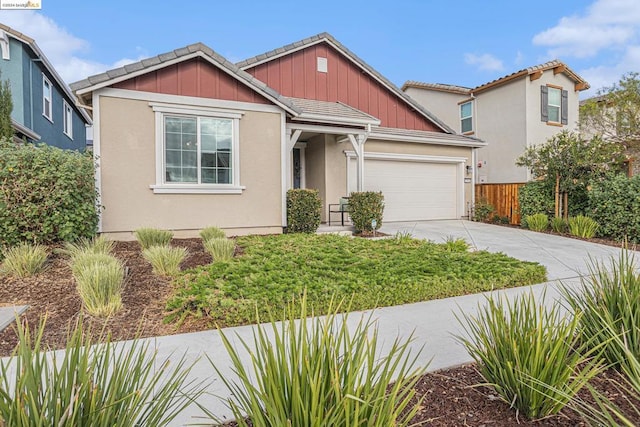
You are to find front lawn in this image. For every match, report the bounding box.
[167,234,547,326]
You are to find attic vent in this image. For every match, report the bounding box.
[317,56,328,73]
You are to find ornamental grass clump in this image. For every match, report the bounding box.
[72,253,125,317]
[210,294,425,427]
[563,250,640,369]
[550,216,567,233]
[457,291,602,419]
[0,317,205,426]
[524,213,549,232]
[568,215,599,238]
[142,245,187,277]
[134,227,173,249]
[0,243,48,278]
[199,226,226,242]
[62,236,115,262]
[203,237,235,262]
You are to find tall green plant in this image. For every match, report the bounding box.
[348,191,384,233]
[588,173,640,242]
[457,291,602,419]
[0,317,205,426]
[563,250,640,369]
[524,213,548,232]
[568,215,599,238]
[0,243,48,278]
[72,253,125,317]
[286,189,322,233]
[134,228,173,249]
[0,70,13,142]
[0,144,98,246]
[210,295,425,426]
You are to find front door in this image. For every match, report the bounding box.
[293,147,302,189]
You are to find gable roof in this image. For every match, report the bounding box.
[236,32,456,134]
[284,96,380,126]
[0,23,92,124]
[70,43,301,116]
[403,60,590,95]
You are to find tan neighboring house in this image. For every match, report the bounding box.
[402,61,589,184]
[71,33,485,239]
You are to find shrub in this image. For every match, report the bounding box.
[210,294,424,426]
[134,228,173,249]
[524,213,549,232]
[62,236,115,262]
[143,246,187,277]
[457,291,602,419]
[199,226,226,241]
[588,173,640,242]
[72,253,125,317]
[0,243,48,277]
[473,197,495,222]
[348,191,384,232]
[286,189,321,233]
[550,216,567,233]
[442,236,469,252]
[491,215,511,224]
[203,237,235,262]
[519,181,554,226]
[0,317,205,426]
[568,215,599,238]
[563,250,640,369]
[0,142,98,246]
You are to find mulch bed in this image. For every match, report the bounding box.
[2,236,640,425]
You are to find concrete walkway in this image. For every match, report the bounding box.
[0,305,28,332]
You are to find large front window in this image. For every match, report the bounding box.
[151,102,243,194]
[164,116,233,184]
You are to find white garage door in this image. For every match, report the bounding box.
[355,159,461,221]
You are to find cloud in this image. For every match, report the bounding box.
[464,53,504,72]
[514,51,524,66]
[0,10,146,84]
[579,45,640,96]
[533,0,640,58]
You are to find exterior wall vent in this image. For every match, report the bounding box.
[317,56,328,73]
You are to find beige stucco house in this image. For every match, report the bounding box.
[403,61,589,184]
[71,33,485,238]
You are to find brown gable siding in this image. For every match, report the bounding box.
[113,58,270,104]
[244,43,438,131]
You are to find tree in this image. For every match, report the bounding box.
[0,70,12,142]
[580,72,640,151]
[516,130,625,218]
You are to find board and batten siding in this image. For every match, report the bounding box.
[114,58,271,104]
[244,42,440,131]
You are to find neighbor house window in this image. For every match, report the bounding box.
[460,101,473,133]
[63,101,73,138]
[541,85,568,125]
[151,102,244,194]
[42,74,52,121]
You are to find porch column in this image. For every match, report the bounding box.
[348,134,367,191]
[285,128,302,190]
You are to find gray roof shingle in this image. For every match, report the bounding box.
[285,97,380,125]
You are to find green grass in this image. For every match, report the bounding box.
[0,243,48,278]
[167,234,547,327]
[143,246,187,277]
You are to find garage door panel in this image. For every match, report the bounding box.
[362,159,460,221]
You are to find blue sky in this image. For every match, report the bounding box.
[1,0,639,98]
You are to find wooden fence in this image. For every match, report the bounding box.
[475,183,526,225]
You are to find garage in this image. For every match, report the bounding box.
[348,154,464,222]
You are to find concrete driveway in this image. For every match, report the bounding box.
[381,220,625,281]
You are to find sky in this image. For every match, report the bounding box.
[0,0,639,98]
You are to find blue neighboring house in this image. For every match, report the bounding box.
[0,23,91,150]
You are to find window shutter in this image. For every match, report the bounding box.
[561,90,568,125]
[540,86,548,122]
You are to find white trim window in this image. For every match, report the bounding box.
[460,101,473,133]
[63,100,73,139]
[42,74,52,121]
[151,103,244,194]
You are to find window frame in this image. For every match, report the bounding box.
[547,86,562,124]
[42,74,53,122]
[150,103,245,194]
[459,100,473,134]
[63,100,73,139]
